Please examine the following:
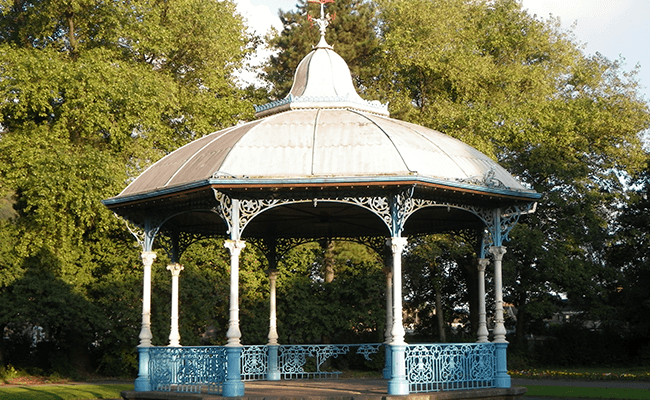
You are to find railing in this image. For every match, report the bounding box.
[149,346,226,394]
[148,342,497,395]
[276,344,382,380]
[405,343,496,393]
[241,345,268,381]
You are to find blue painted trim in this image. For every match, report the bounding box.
[266,345,280,381]
[382,344,392,380]
[223,346,245,397]
[388,344,409,395]
[134,347,151,392]
[103,175,540,207]
[494,342,511,388]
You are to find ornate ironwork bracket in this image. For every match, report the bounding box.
[119,213,165,252]
[213,189,406,240]
[457,166,507,190]
[158,230,211,263]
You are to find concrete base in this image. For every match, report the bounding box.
[121,379,527,400]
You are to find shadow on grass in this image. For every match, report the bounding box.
[524,385,650,399]
[0,383,132,400]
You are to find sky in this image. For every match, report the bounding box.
[233,0,650,102]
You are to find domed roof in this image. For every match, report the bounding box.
[254,38,388,118]
[108,35,538,205]
[118,108,530,198]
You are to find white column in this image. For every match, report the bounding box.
[490,246,508,343]
[387,236,409,396]
[139,251,157,347]
[384,269,393,344]
[388,237,408,345]
[167,263,184,347]
[477,258,489,343]
[267,270,279,345]
[225,240,246,346]
[382,267,394,380]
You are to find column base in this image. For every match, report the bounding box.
[134,347,151,392]
[223,346,245,397]
[494,342,511,388]
[134,377,151,392]
[388,379,409,395]
[266,370,281,381]
[387,344,409,395]
[223,380,245,397]
[267,344,281,381]
[495,373,511,388]
[382,344,392,379]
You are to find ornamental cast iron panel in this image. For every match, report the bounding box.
[278,344,382,380]
[241,345,268,381]
[405,343,496,393]
[149,346,226,394]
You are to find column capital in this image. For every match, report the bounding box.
[489,246,507,261]
[478,258,489,272]
[141,251,157,267]
[386,236,408,253]
[225,239,246,255]
[267,269,279,279]
[167,263,184,277]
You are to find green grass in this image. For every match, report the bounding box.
[0,383,132,400]
[511,368,650,381]
[526,385,650,400]
[523,385,650,399]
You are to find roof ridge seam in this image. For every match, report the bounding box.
[218,117,275,178]
[389,117,473,179]
[349,110,414,174]
[311,109,321,175]
[163,125,242,187]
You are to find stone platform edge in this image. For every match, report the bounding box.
[121,386,527,400]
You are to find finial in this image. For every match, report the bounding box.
[308,0,335,48]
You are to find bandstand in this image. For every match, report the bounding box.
[102,4,540,398]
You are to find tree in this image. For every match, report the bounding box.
[0,0,255,374]
[374,0,650,344]
[275,241,386,345]
[264,0,380,100]
[606,159,650,363]
[403,233,482,342]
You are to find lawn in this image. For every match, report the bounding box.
[0,383,132,400]
[523,385,650,399]
[511,367,650,381]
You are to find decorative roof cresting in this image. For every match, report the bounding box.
[254,0,389,118]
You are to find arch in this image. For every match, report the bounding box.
[214,189,395,240]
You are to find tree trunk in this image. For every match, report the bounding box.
[322,239,335,283]
[459,257,479,335]
[515,291,527,347]
[435,284,446,342]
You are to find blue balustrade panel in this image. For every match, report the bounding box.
[278,344,382,380]
[241,345,268,381]
[405,343,496,393]
[149,346,227,394]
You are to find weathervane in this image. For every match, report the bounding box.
[308,0,335,46]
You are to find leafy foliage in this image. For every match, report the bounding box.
[264,0,380,100]
[1,0,649,377]
[370,0,650,343]
[0,0,253,375]
[276,241,386,344]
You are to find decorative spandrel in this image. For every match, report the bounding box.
[119,214,166,252]
[213,189,398,239]
[157,230,212,262]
